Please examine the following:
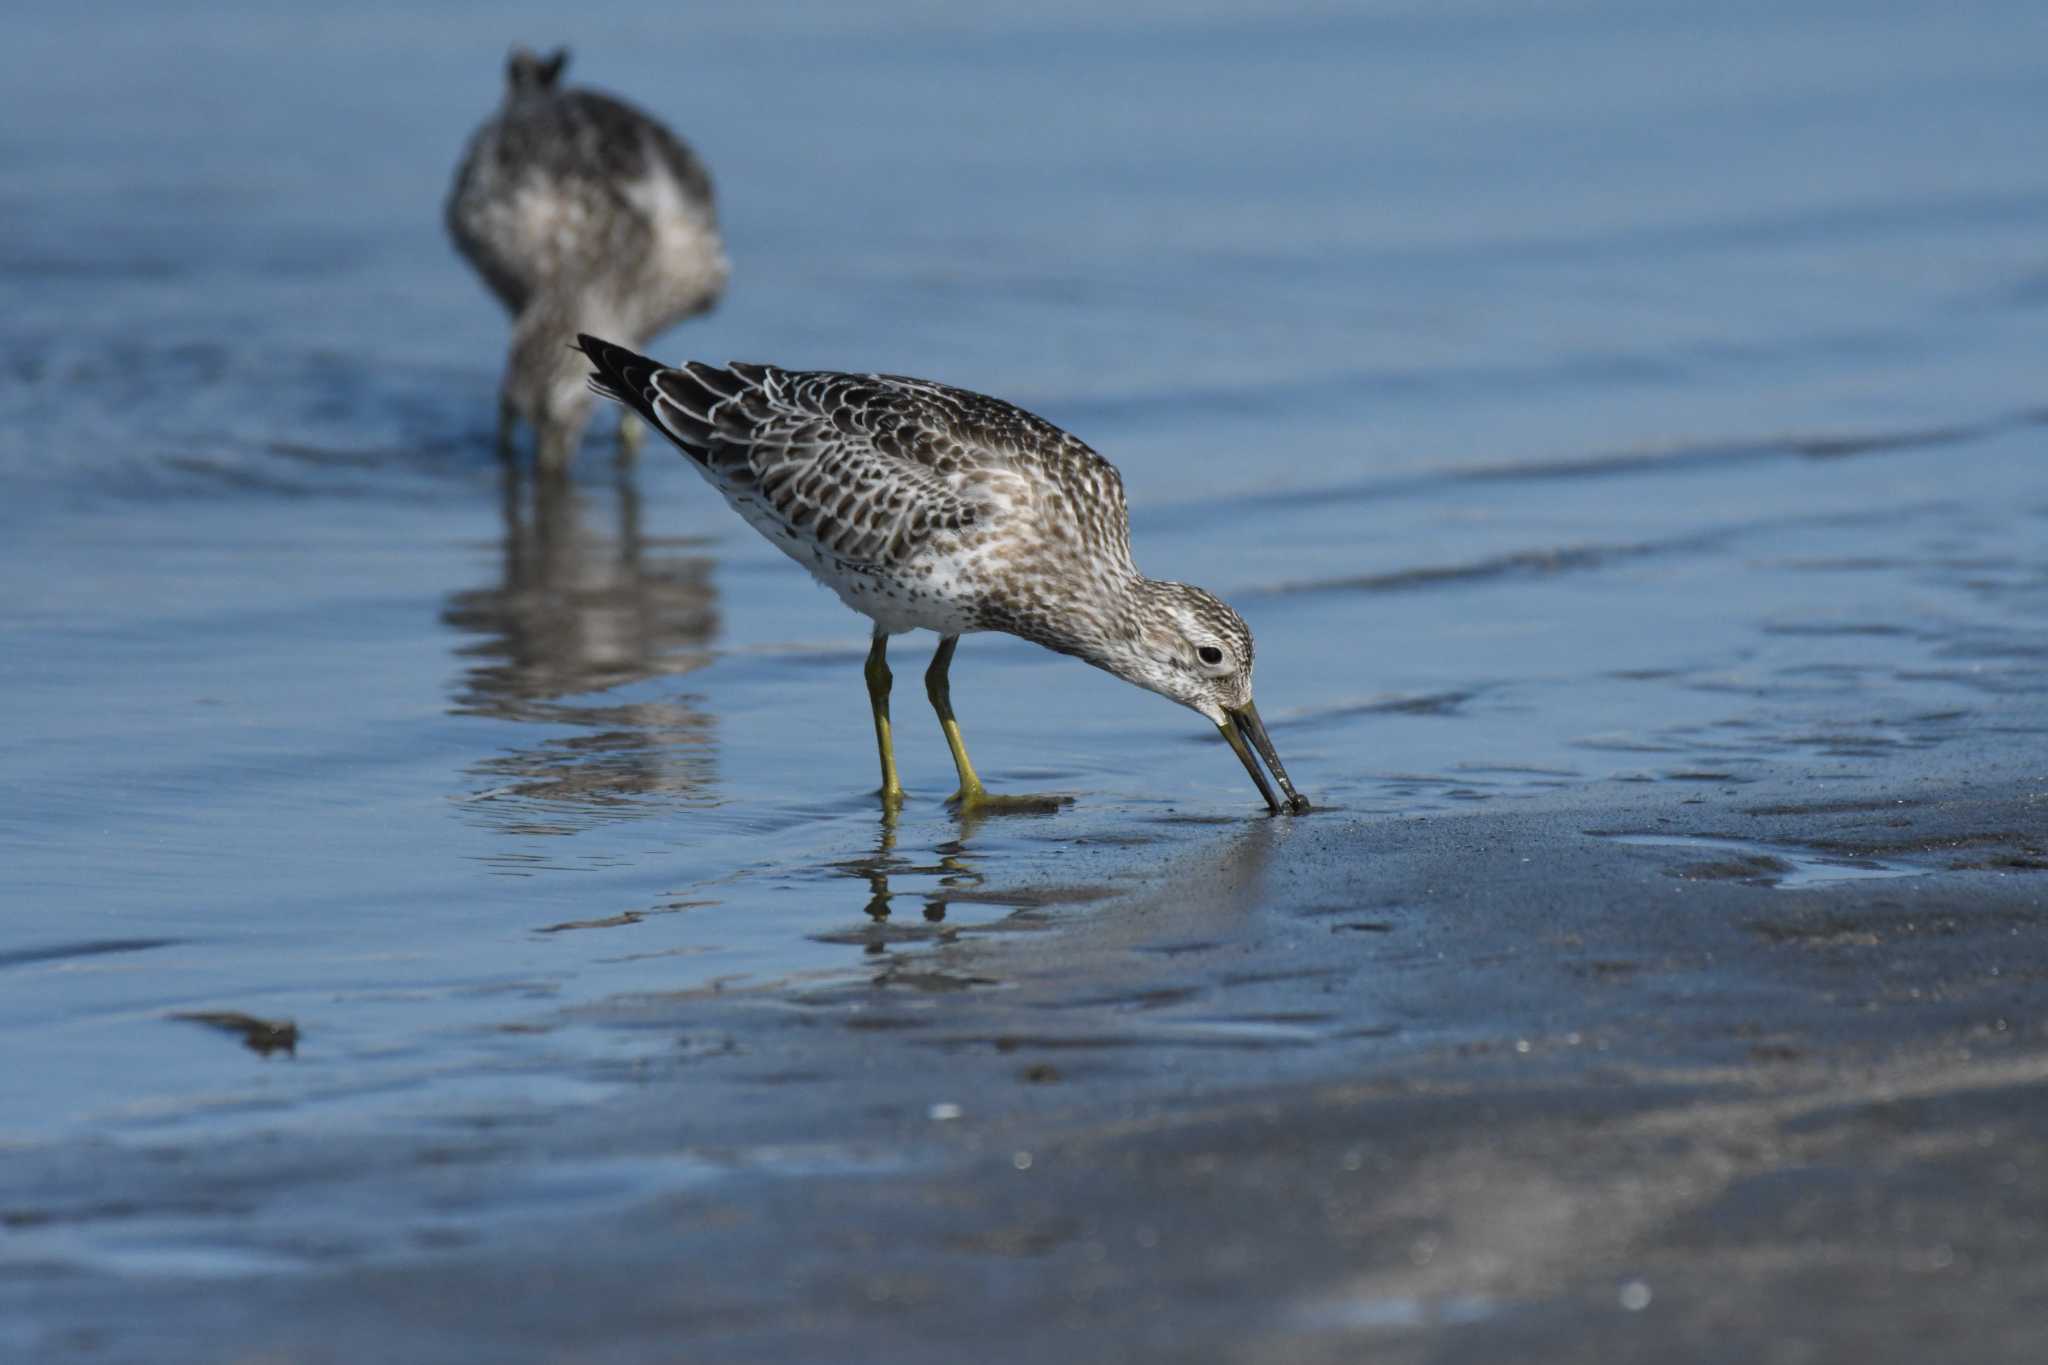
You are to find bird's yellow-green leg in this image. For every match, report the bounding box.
[617,411,645,464]
[925,636,1070,814]
[924,635,987,805]
[866,632,904,806]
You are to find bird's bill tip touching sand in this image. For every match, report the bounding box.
[1219,701,1311,815]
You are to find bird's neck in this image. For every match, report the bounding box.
[515,291,626,350]
[510,295,623,395]
[1023,568,1174,673]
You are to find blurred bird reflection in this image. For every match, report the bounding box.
[833,812,985,951]
[443,472,721,826]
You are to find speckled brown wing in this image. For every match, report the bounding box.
[844,372,1138,573]
[580,337,1127,572]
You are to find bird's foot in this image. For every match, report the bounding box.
[947,786,1072,816]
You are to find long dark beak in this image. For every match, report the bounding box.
[1219,701,1310,814]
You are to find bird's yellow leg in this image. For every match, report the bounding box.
[866,632,904,806]
[925,636,1069,815]
[617,411,645,464]
[924,636,986,804]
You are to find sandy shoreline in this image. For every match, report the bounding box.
[8,773,2044,1363]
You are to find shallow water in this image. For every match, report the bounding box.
[1,0,2043,1199]
[1597,833,1926,890]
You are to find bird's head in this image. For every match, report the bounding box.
[1096,581,1310,814]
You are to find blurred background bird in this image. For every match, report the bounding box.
[446,45,728,476]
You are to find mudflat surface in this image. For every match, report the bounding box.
[9,776,2048,1363]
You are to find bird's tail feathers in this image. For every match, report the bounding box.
[577,336,776,465]
[573,335,664,426]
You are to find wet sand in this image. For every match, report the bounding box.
[9,768,2046,1363]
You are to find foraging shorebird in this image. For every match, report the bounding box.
[575,336,1311,814]
[447,47,728,474]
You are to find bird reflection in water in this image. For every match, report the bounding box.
[828,809,991,954]
[442,469,721,830]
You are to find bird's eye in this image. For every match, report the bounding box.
[1197,645,1225,666]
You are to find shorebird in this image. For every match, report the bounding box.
[576,336,1311,814]
[447,47,728,474]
